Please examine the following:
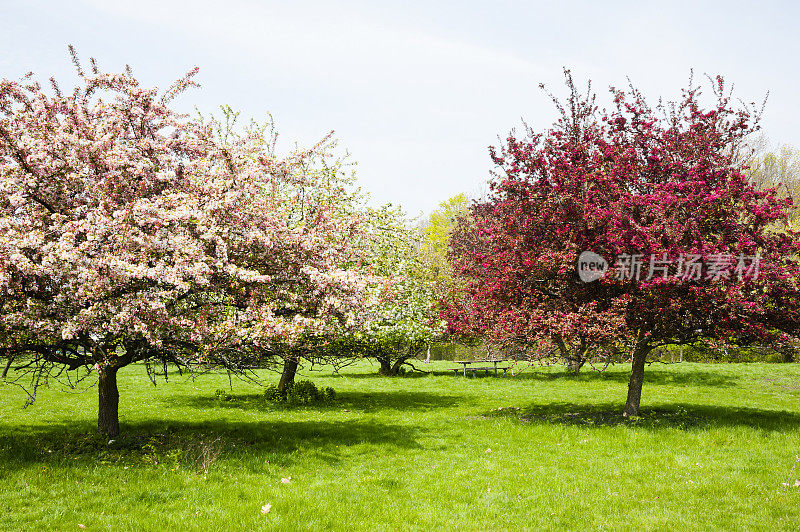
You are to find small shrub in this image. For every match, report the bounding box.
[214,389,233,402]
[287,380,321,404]
[264,380,335,404]
[263,385,283,401]
[323,386,336,401]
[141,437,185,468]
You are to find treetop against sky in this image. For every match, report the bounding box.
[2,0,799,215]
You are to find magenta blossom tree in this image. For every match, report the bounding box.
[445,71,800,415]
[0,50,375,436]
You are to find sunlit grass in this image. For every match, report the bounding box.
[2,360,800,530]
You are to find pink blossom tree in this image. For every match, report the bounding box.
[0,50,374,436]
[445,71,800,415]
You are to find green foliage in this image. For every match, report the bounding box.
[141,438,184,468]
[652,344,788,363]
[421,194,470,256]
[348,203,446,373]
[426,341,488,361]
[746,143,800,229]
[419,194,470,293]
[263,384,284,402]
[264,380,336,404]
[213,389,234,402]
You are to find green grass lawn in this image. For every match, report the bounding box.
[2,360,800,531]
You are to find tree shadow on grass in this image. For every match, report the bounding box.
[506,365,740,388]
[327,370,433,380]
[171,389,468,413]
[482,401,800,432]
[0,417,422,471]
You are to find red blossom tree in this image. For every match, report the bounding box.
[445,71,800,415]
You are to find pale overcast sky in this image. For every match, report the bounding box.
[2,1,799,216]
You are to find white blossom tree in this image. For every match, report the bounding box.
[0,50,375,436]
[344,205,445,376]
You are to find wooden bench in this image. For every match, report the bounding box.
[450,366,510,377]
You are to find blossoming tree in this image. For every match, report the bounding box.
[332,204,444,376]
[445,71,800,415]
[0,51,374,436]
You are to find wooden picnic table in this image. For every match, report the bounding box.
[452,359,510,377]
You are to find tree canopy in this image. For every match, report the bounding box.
[0,51,376,436]
[445,71,800,414]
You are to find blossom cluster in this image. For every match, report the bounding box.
[0,53,385,372]
[444,69,800,356]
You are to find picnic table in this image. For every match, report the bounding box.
[451,359,510,377]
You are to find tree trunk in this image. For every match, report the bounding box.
[278,356,298,392]
[378,356,393,376]
[391,357,408,375]
[555,336,587,375]
[1,355,14,379]
[623,345,650,417]
[98,365,120,437]
[566,357,585,375]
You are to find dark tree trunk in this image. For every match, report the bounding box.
[1,355,14,379]
[98,365,120,437]
[391,357,408,375]
[623,345,650,417]
[376,355,415,376]
[566,357,585,375]
[555,336,587,375]
[378,357,393,376]
[278,356,299,392]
